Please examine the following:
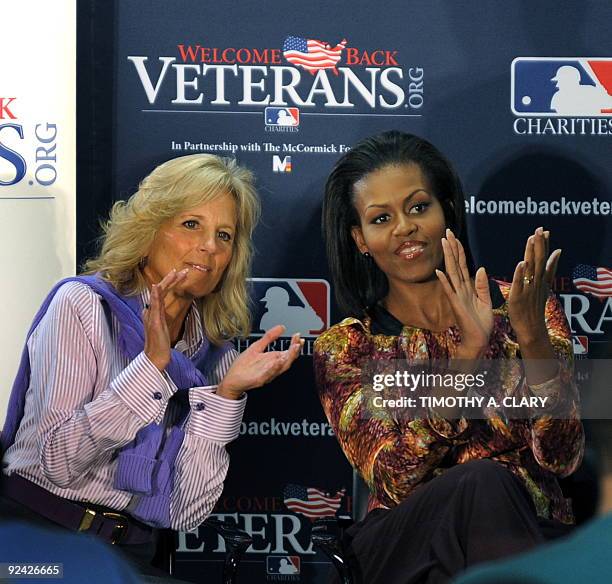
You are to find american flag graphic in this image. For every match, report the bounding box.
[282,36,347,75]
[283,484,345,520]
[572,264,612,298]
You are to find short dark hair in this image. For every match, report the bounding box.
[323,130,474,317]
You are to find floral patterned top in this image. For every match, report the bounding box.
[314,280,584,524]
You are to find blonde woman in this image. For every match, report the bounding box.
[1,154,301,578]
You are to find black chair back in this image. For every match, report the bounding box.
[351,471,370,522]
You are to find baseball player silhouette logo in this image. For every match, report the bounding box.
[249,279,329,337]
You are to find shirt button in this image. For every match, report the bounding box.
[195,402,206,411]
[153,391,163,400]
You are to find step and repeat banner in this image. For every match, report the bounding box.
[0,1,76,419]
[111,2,612,582]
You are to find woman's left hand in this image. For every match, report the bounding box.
[216,325,304,400]
[507,227,562,346]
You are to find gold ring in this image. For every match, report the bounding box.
[523,276,534,285]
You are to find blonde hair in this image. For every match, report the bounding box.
[84,154,260,344]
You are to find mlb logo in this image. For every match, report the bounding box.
[249,278,330,338]
[511,57,612,116]
[266,555,301,575]
[265,107,300,126]
[273,155,292,173]
[572,335,589,355]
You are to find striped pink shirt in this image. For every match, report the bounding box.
[3,281,245,531]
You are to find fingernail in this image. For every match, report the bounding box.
[179,268,189,275]
[529,236,535,244]
[536,227,543,235]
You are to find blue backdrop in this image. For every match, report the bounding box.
[96,2,612,581]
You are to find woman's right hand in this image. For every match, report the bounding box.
[143,268,188,371]
[216,325,303,400]
[435,229,493,359]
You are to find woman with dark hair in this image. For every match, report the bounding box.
[314,131,583,583]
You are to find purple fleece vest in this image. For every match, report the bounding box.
[1,275,232,528]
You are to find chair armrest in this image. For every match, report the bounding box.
[202,517,253,550]
[311,516,352,545]
[311,516,355,584]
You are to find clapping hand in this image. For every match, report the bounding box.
[507,227,561,347]
[143,268,188,371]
[216,325,304,400]
[435,229,493,358]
